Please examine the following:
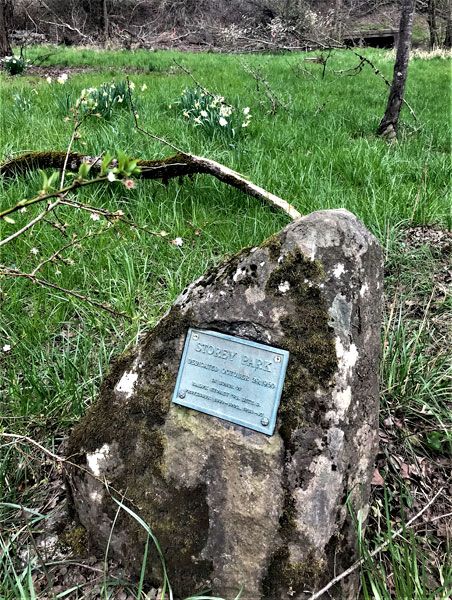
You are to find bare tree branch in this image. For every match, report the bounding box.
[307,486,445,600]
[0,265,128,317]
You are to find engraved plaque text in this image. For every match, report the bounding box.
[172,329,289,435]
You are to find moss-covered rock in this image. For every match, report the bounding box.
[67,209,383,599]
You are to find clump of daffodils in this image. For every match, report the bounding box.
[1,55,29,76]
[75,80,136,119]
[175,87,251,138]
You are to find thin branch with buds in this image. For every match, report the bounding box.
[0,265,128,317]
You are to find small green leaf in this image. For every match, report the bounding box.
[47,171,59,189]
[38,169,49,191]
[78,162,91,179]
[100,152,113,176]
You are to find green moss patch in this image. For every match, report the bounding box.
[266,250,337,446]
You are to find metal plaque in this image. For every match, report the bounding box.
[172,328,289,435]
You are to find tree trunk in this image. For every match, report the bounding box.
[81,0,108,42]
[444,0,452,47]
[427,0,439,48]
[334,0,343,40]
[0,0,12,58]
[377,0,416,139]
[102,0,109,41]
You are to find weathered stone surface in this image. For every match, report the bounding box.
[66,209,383,599]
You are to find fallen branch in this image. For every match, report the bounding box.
[0,151,301,220]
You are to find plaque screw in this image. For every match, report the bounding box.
[274,355,281,363]
[178,390,186,399]
[261,417,269,426]
[193,333,199,340]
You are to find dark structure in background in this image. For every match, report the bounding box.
[343,28,399,48]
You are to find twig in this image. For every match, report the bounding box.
[429,511,452,523]
[58,198,165,237]
[347,49,417,122]
[307,486,444,600]
[1,433,66,463]
[22,507,54,591]
[241,61,289,115]
[60,114,87,189]
[0,266,128,317]
[0,199,61,247]
[30,231,105,276]
[0,176,108,220]
[126,77,184,153]
[172,59,211,97]
[0,432,141,515]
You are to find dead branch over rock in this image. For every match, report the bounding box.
[0,151,301,220]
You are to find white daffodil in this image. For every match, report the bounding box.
[2,344,11,352]
[141,84,147,91]
[107,172,116,182]
[90,212,101,221]
[219,117,228,127]
[219,105,232,117]
[200,110,208,118]
[243,107,250,115]
[57,73,68,84]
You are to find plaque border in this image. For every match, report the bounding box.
[172,328,289,435]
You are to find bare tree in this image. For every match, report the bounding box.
[0,0,12,57]
[427,0,439,47]
[334,0,343,39]
[79,0,108,40]
[377,0,416,139]
[444,0,452,46]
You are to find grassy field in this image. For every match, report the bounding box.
[0,46,451,598]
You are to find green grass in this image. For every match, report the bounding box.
[0,45,451,598]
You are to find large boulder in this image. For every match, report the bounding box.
[66,209,383,599]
